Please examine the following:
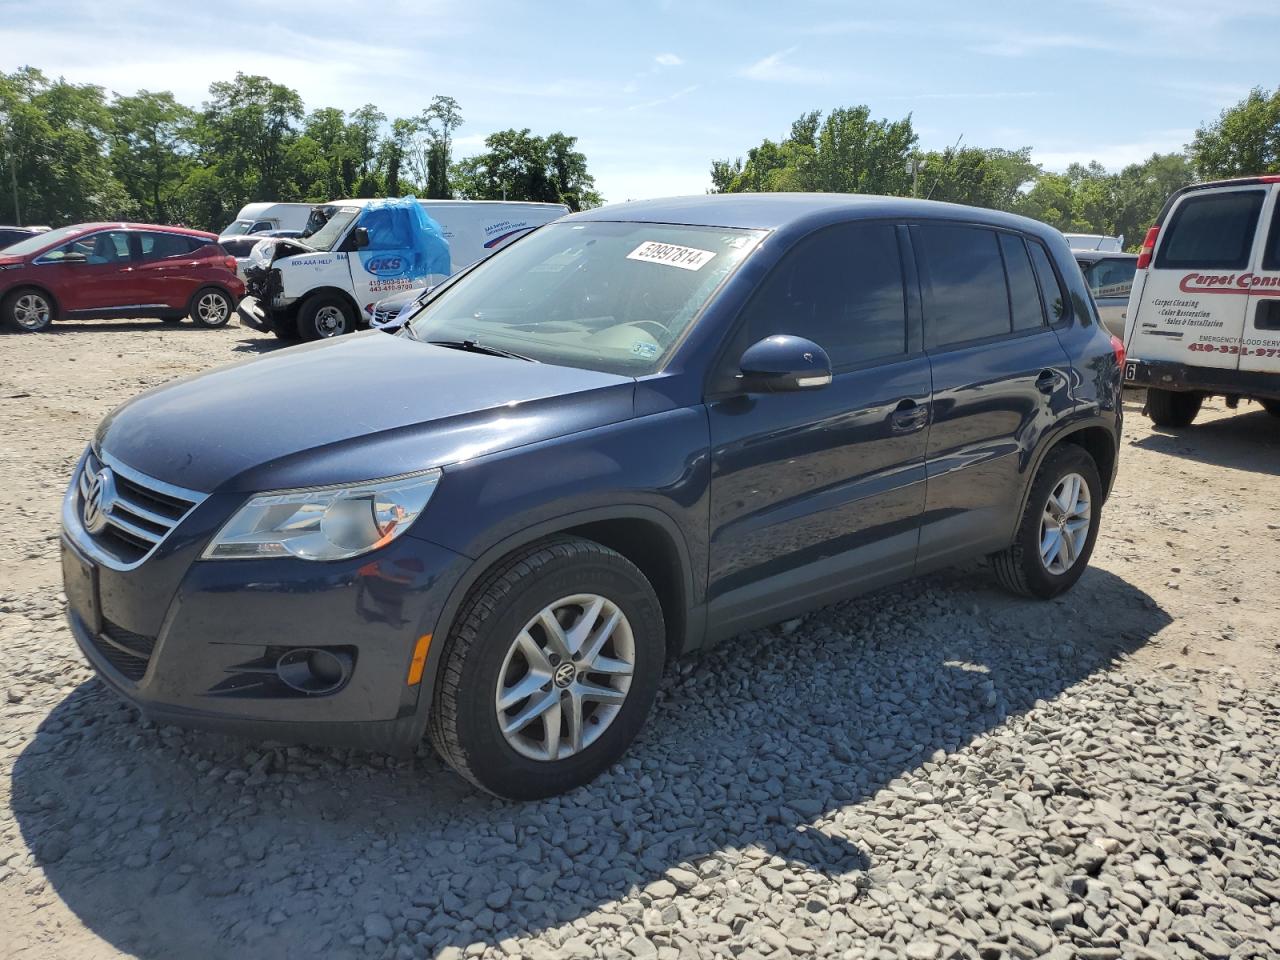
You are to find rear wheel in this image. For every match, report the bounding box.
[992,444,1102,599]
[1261,399,1280,418]
[190,287,233,328]
[1147,388,1202,427]
[429,537,665,799]
[3,288,54,332]
[297,294,355,340]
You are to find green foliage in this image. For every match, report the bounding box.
[451,128,601,211]
[1190,86,1280,179]
[0,70,592,230]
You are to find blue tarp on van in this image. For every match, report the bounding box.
[356,196,451,280]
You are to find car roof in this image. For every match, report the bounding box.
[568,193,1063,240]
[61,222,217,239]
[1073,250,1136,263]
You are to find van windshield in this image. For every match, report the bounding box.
[302,207,360,252]
[221,220,254,237]
[404,220,765,376]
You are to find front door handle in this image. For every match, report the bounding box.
[890,398,929,434]
[1035,370,1057,394]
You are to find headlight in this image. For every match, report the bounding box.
[203,469,441,561]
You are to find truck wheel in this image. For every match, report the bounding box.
[429,537,665,800]
[190,287,233,328]
[1261,399,1280,418]
[1147,388,1202,427]
[2,288,54,332]
[297,295,355,340]
[991,444,1102,600]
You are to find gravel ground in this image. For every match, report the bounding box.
[1,319,1278,960]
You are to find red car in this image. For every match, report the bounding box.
[0,223,244,332]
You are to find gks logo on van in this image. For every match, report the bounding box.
[363,255,405,277]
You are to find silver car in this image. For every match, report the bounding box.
[1076,250,1137,339]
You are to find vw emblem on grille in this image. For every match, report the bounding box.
[82,467,116,535]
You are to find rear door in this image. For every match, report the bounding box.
[913,224,1076,568]
[132,232,204,309]
[1127,186,1267,369]
[1240,186,1280,375]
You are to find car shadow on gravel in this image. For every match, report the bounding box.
[12,564,1170,959]
[230,336,293,355]
[1130,408,1280,473]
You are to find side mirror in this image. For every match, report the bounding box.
[738,335,832,393]
[347,227,370,251]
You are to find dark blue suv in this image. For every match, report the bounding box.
[60,195,1122,799]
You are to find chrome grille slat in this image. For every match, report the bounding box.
[71,448,206,569]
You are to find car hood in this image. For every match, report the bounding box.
[96,332,636,493]
[0,254,23,267]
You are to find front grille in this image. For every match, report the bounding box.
[75,449,203,567]
[91,620,156,681]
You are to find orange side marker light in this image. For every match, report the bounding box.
[407,634,432,685]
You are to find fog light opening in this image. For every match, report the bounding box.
[276,648,352,695]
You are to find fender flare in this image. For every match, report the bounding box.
[1016,414,1120,520]
[402,503,700,736]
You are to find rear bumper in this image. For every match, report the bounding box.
[1125,358,1280,401]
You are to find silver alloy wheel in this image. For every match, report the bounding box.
[495,593,635,762]
[13,293,51,330]
[1039,472,1091,575]
[196,291,229,325]
[314,305,347,336]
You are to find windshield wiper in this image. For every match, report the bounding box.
[425,339,537,362]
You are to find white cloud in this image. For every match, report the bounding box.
[1034,132,1194,173]
[654,53,683,67]
[628,84,700,112]
[971,31,1119,58]
[740,46,829,85]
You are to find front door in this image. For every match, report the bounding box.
[706,221,930,635]
[36,230,140,312]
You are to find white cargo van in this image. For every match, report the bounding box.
[1123,175,1280,426]
[220,202,317,239]
[237,198,568,340]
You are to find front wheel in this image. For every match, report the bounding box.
[297,294,355,340]
[429,537,665,799]
[1147,388,1202,427]
[992,444,1102,599]
[3,288,54,332]
[190,288,233,328]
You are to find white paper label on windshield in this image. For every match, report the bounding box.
[627,241,716,271]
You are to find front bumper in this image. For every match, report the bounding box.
[1125,358,1280,401]
[61,454,469,753]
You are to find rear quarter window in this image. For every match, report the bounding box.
[1155,190,1265,271]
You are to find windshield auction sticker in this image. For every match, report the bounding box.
[627,241,716,271]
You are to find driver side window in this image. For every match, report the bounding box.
[731,221,908,372]
[42,231,132,265]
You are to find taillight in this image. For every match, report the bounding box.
[224,256,237,271]
[1110,334,1126,369]
[1135,225,1159,270]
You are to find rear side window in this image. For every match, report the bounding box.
[917,223,1009,349]
[139,233,195,260]
[1000,234,1045,331]
[1156,190,1265,270]
[737,221,907,367]
[1027,241,1068,324]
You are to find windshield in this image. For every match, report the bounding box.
[3,225,82,258]
[221,219,254,237]
[302,206,360,252]
[405,221,765,375]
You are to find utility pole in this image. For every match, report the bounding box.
[1,111,19,226]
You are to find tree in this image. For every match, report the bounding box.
[918,147,1039,209]
[1190,86,1280,179]
[198,73,304,206]
[452,128,599,210]
[108,90,193,223]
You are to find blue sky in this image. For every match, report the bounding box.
[3,0,1277,202]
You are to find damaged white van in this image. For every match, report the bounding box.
[1124,175,1280,426]
[238,197,568,340]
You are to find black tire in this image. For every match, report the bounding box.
[189,287,234,328]
[429,537,665,800]
[1261,399,1280,418]
[2,287,54,332]
[296,294,355,340]
[1147,388,1202,427]
[992,444,1103,600]
[159,317,182,325]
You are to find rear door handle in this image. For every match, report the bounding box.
[1035,370,1057,394]
[890,398,929,433]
